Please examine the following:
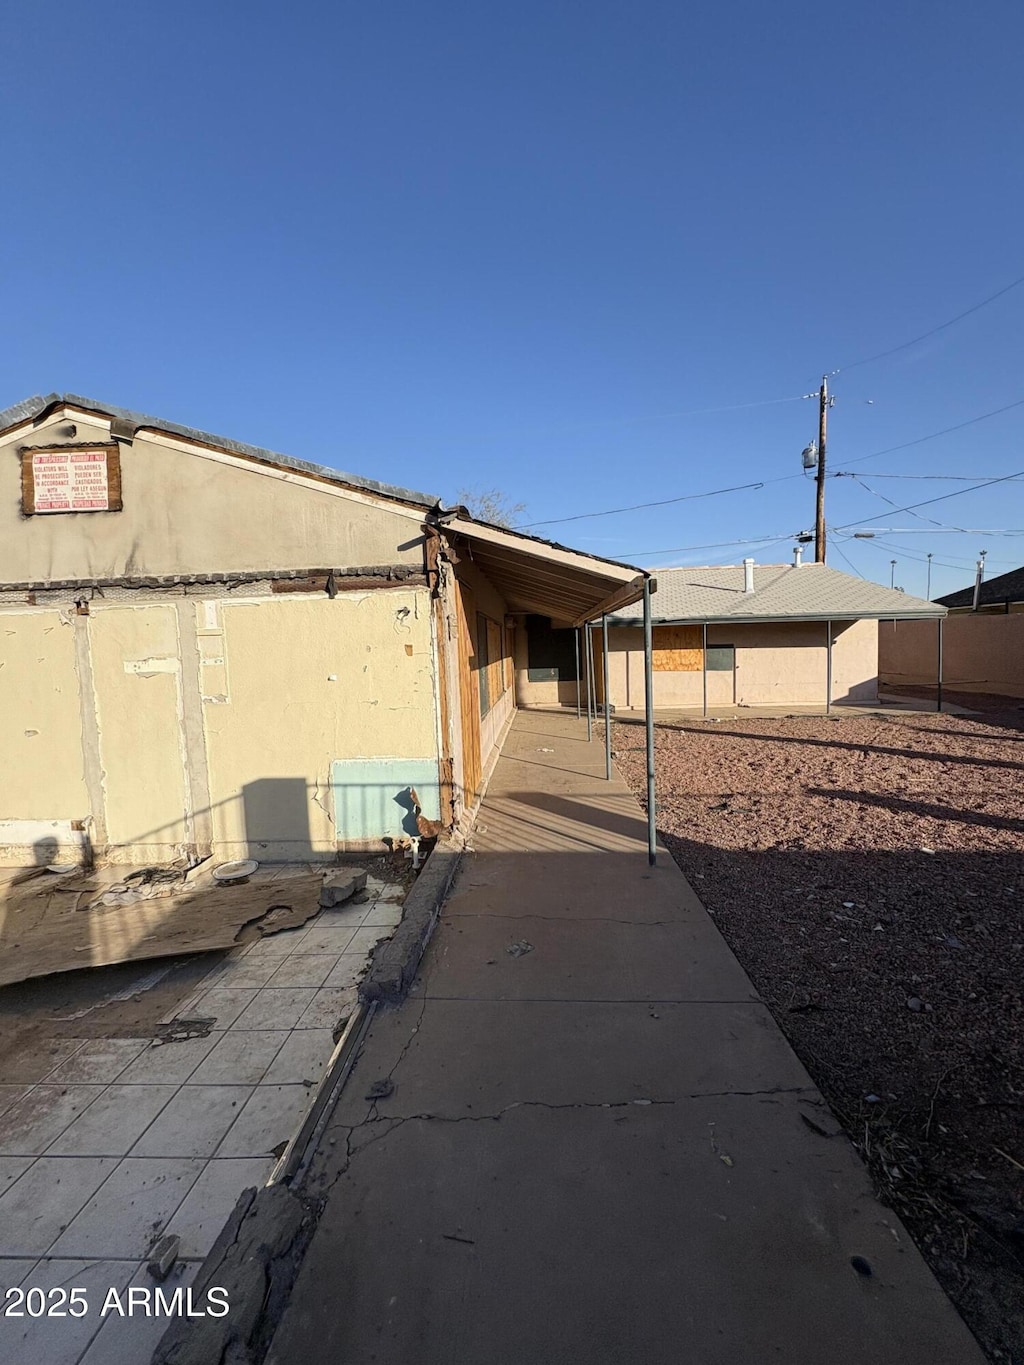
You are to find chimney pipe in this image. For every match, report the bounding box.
[743,557,755,594]
[793,545,803,568]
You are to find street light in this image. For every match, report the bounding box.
[926,552,933,599]
[890,559,897,589]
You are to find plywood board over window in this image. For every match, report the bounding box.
[21,444,122,515]
[653,624,703,671]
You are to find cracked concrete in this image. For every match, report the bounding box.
[265,709,985,1365]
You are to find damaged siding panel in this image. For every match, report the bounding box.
[330,759,442,842]
[0,610,90,862]
[202,590,439,860]
[88,605,192,860]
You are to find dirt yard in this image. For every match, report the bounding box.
[613,697,1024,1364]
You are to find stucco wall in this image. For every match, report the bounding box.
[1,408,427,583]
[565,619,879,710]
[0,587,440,865]
[879,615,1024,699]
[0,610,89,861]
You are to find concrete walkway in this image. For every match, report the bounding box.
[267,710,984,1365]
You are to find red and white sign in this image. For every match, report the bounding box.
[32,449,110,513]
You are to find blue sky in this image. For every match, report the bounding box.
[5,0,1023,599]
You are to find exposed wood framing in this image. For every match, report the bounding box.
[426,528,456,828]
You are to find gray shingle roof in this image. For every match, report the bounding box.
[609,562,945,624]
[936,563,1024,609]
[0,393,440,510]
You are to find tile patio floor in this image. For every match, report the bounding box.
[0,872,403,1365]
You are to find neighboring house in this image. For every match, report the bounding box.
[880,563,1024,700]
[0,394,645,866]
[518,555,942,713]
[935,564,1024,614]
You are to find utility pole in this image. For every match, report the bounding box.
[814,376,831,563]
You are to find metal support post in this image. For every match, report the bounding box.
[825,620,832,714]
[642,579,656,866]
[937,617,944,713]
[585,622,593,742]
[574,628,581,720]
[602,613,612,780]
[702,622,708,718]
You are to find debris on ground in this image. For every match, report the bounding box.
[507,940,534,958]
[614,694,1024,1363]
[364,1077,395,1101]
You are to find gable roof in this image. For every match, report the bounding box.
[607,562,944,625]
[936,563,1024,609]
[0,393,440,511]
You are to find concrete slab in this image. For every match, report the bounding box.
[322,955,367,990]
[296,925,358,955]
[130,1086,252,1159]
[262,1029,336,1086]
[47,1085,178,1157]
[164,1158,274,1257]
[115,1035,220,1086]
[215,1084,312,1158]
[0,1155,35,1194]
[231,987,317,1030]
[329,998,815,1128]
[265,954,341,987]
[0,1259,37,1292]
[45,1041,149,1086]
[287,1100,979,1365]
[424,913,758,1002]
[185,986,258,1029]
[49,1157,205,1258]
[268,710,985,1365]
[78,1259,200,1365]
[3,1038,87,1084]
[187,1030,287,1085]
[295,986,358,1029]
[0,1157,119,1255]
[0,1086,106,1156]
[0,1084,31,1118]
[1,1258,137,1365]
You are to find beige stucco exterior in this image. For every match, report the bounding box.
[0,406,426,583]
[0,588,441,865]
[880,614,1024,699]
[515,618,879,711]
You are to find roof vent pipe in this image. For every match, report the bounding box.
[793,545,803,568]
[743,557,755,594]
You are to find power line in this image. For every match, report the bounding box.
[621,532,799,559]
[834,270,1024,375]
[828,540,864,578]
[838,396,1024,468]
[834,471,1024,482]
[517,479,771,530]
[834,466,1024,532]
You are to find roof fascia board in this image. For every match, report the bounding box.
[139,429,431,523]
[608,609,946,626]
[571,574,651,627]
[447,518,642,583]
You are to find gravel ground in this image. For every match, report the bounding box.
[613,698,1024,1364]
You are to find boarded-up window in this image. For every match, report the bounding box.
[486,618,503,707]
[652,625,703,672]
[477,612,508,717]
